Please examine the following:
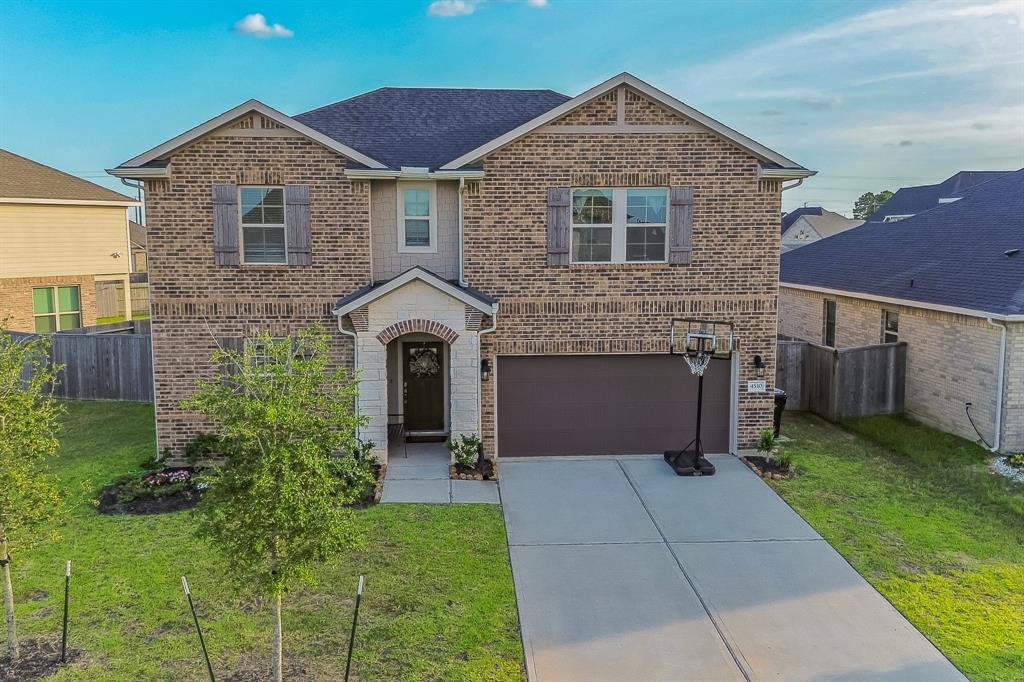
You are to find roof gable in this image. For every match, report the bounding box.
[116,100,387,171]
[1,149,137,205]
[782,169,1024,317]
[868,170,1012,222]
[440,73,810,174]
[333,266,497,317]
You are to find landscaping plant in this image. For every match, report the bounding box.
[757,428,777,462]
[181,326,368,681]
[448,433,482,469]
[0,332,64,660]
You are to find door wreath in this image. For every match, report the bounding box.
[409,347,440,377]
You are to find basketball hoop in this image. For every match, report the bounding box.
[683,350,712,376]
[682,331,717,376]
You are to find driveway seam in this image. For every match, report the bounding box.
[616,458,754,682]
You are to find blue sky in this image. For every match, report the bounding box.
[2,0,1022,213]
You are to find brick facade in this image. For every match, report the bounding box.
[466,92,781,454]
[0,274,98,332]
[143,88,784,460]
[780,286,1024,452]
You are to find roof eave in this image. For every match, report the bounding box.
[117,99,388,171]
[332,267,497,317]
[780,282,1024,321]
[0,196,140,207]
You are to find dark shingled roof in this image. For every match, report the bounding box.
[781,169,1024,316]
[781,206,823,233]
[868,170,1012,222]
[0,149,135,203]
[294,87,571,170]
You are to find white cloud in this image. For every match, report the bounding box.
[526,0,549,6]
[428,0,477,16]
[234,13,294,38]
[662,0,1024,211]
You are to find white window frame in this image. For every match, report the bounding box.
[570,187,668,264]
[882,309,899,344]
[239,186,287,265]
[397,181,437,254]
[32,284,82,333]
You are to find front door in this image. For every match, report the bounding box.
[403,341,445,432]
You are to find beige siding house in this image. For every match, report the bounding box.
[0,149,141,332]
[780,170,1024,453]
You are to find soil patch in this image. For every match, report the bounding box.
[450,458,497,481]
[742,455,796,481]
[0,638,83,682]
[97,485,202,515]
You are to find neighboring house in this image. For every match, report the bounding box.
[780,169,1024,453]
[868,170,1011,223]
[108,72,813,463]
[0,149,140,332]
[780,206,823,233]
[781,208,863,252]
[129,220,147,273]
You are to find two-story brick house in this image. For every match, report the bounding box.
[109,73,812,463]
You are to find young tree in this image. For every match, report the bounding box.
[0,332,64,661]
[852,190,894,219]
[182,326,368,681]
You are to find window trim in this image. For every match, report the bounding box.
[570,187,668,264]
[32,285,81,333]
[823,299,837,347]
[239,185,287,266]
[397,181,438,254]
[882,309,899,344]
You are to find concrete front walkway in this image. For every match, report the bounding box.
[501,455,967,682]
[381,442,499,504]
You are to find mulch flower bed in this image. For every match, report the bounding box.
[450,458,498,481]
[741,455,795,481]
[0,637,83,682]
[98,467,204,515]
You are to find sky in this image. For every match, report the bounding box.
[2,0,1022,214]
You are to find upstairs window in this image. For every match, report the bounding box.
[398,182,437,253]
[882,310,899,343]
[823,299,837,347]
[240,187,286,264]
[33,285,81,333]
[571,188,667,263]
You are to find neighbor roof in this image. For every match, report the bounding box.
[798,211,863,239]
[868,170,1012,222]
[295,88,571,171]
[781,206,823,233]
[1,149,136,204]
[129,220,146,249]
[781,169,1024,317]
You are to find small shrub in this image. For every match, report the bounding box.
[758,428,776,455]
[776,451,793,472]
[448,433,482,469]
[114,468,197,503]
[185,432,223,465]
[331,453,377,502]
[1007,453,1024,468]
[352,438,376,463]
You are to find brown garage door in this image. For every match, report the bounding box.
[497,354,731,457]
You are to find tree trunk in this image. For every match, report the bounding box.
[271,592,283,682]
[1,534,17,661]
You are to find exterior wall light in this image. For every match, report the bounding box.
[481,358,492,381]
[752,355,766,378]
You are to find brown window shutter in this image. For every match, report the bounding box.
[669,186,694,265]
[217,337,245,386]
[285,185,311,266]
[212,184,240,266]
[547,187,571,266]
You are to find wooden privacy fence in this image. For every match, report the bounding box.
[95,281,150,318]
[776,339,906,421]
[9,331,153,402]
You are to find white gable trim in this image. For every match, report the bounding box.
[332,267,496,317]
[440,72,809,172]
[117,100,387,170]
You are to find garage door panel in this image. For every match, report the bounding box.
[498,355,731,457]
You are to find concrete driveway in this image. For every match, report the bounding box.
[500,455,967,682]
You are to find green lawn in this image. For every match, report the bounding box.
[774,412,1024,682]
[12,401,525,681]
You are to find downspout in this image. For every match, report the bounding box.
[781,178,804,192]
[338,318,360,439]
[986,317,1007,452]
[458,176,468,287]
[478,303,499,443]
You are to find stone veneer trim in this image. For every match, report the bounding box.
[376,318,459,345]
